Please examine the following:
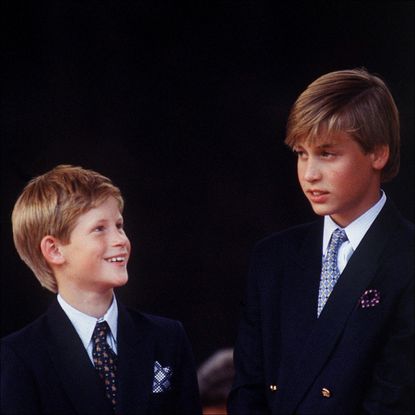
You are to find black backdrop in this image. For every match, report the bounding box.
[1,1,414,366]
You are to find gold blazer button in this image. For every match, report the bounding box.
[321,387,331,398]
[269,384,278,391]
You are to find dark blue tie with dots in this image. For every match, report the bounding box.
[92,321,118,410]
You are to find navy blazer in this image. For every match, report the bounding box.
[228,200,414,414]
[1,299,202,415]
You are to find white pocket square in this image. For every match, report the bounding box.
[152,361,173,393]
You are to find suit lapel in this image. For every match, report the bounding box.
[45,300,113,414]
[280,201,398,414]
[116,303,155,415]
[278,221,322,373]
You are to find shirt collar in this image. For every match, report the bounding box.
[323,190,386,254]
[57,294,118,350]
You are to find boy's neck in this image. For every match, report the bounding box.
[57,288,114,318]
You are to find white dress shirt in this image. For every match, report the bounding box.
[322,191,387,273]
[57,294,118,363]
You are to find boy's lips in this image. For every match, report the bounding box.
[307,189,329,203]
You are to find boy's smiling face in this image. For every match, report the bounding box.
[294,132,388,227]
[57,196,131,294]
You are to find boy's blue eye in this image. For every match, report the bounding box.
[94,226,105,232]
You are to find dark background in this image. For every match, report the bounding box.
[1,1,414,367]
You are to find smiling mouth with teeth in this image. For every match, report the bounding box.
[106,257,126,263]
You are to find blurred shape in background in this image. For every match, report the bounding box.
[198,348,234,415]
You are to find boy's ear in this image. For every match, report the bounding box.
[40,236,65,265]
[371,144,390,171]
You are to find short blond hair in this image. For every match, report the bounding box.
[285,68,400,182]
[12,165,124,293]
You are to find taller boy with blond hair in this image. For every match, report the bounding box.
[228,68,414,414]
[1,165,202,415]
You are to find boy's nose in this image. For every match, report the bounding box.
[303,161,321,182]
[112,229,129,246]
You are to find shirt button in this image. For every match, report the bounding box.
[269,384,278,391]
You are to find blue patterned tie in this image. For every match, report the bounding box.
[92,321,118,410]
[317,228,348,317]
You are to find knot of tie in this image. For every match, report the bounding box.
[331,228,348,250]
[92,321,117,409]
[93,320,110,339]
[325,228,348,268]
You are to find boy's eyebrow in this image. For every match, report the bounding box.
[293,143,305,149]
[93,217,124,223]
[293,142,337,150]
[88,218,109,226]
[316,142,338,149]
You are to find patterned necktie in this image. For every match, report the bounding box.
[92,321,118,409]
[317,228,348,317]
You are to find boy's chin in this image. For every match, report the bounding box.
[310,207,325,217]
[310,203,331,217]
[110,273,129,288]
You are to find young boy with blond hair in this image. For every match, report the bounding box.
[228,68,414,414]
[1,165,202,415]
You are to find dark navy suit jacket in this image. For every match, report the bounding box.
[228,200,414,414]
[1,299,202,415]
